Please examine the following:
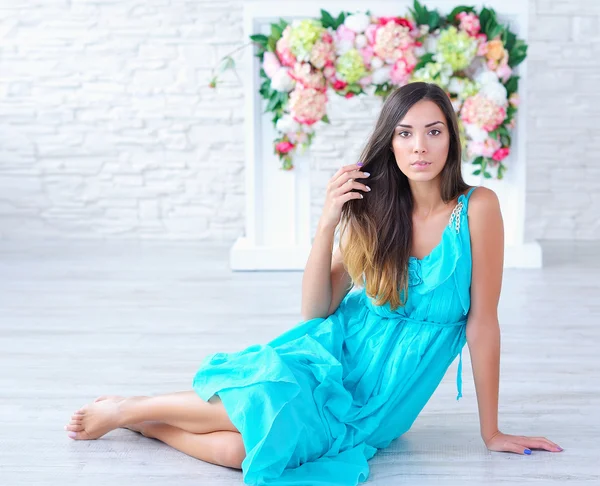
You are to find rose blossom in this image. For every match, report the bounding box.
[492,147,510,161]
[262,52,281,79]
[456,12,481,37]
[275,140,295,154]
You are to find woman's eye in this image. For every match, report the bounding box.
[430,129,441,135]
[399,131,410,137]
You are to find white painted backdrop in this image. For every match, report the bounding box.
[231,0,541,270]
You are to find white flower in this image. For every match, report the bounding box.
[371,66,391,84]
[276,114,300,133]
[475,70,498,88]
[479,81,508,106]
[464,122,488,143]
[424,35,438,54]
[355,34,368,49]
[344,13,371,33]
[271,67,295,92]
[335,39,354,55]
[371,56,384,69]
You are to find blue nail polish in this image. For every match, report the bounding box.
[524,449,532,455]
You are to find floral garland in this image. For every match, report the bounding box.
[211,1,527,179]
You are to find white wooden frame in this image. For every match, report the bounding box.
[230,0,541,270]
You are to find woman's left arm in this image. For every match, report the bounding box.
[466,187,562,455]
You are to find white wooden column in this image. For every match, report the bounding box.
[231,0,541,271]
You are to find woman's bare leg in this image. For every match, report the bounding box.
[65,391,237,440]
[66,417,245,469]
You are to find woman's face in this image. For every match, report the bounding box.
[391,99,450,182]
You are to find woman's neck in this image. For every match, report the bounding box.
[409,180,447,218]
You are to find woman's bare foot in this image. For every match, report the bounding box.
[65,395,149,440]
[65,399,125,440]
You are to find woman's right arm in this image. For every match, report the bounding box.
[300,163,370,321]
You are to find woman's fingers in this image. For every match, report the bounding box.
[513,436,563,452]
[330,165,369,190]
[334,179,370,197]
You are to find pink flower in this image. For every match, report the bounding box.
[365,24,378,45]
[275,140,295,154]
[262,52,281,79]
[288,132,308,144]
[359,45,374,65]
[509,93,520,107]
[276,26,297,67]
[461,94,507,132]
[390,58,412,85]
[378,17,414,30]
[323,65,336,80]
[492,147,510,161]
[336,24,357,42]
[373,21,416,62]
[289,87,328,125]
[332,79,347,90]
[289,62,327,92]
[456,12,481,37]
[468,138,501,158]
[345,92,355,99]
[496,61,513,83]
[358,75,372,87]
[310,35,336,69]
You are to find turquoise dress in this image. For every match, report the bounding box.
[193,187,477,485]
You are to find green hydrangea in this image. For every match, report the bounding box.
[436,26,478,72]
[410,62,452,89]
[336,49,366,84]
[288,20,325,60]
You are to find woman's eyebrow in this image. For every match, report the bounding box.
[396,121,445,128]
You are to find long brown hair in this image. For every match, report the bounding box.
[339,82,469,310]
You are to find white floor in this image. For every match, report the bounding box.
[0,239,598,485]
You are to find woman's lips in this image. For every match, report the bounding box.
[412,161,431,169]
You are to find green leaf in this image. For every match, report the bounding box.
[497,164,506,179]
[503,29,517,52]
[322,114,331,124]
[472,169,482,175]
[472,156,483,166]
[428,11,441,30]
[320,9,337,29]
[250,34,269,46]
[508,40,528,67]
[219,56,235,73]
[335,12,346,29]
[415,52,435,70]
[483,171,493,179]
[267,36,277,52]
[270,23,283,41]
[504,75,519,95]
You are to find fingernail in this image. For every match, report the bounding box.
[364,172,370,177]
[557,446,563,451]
[357,162,363,166]
[524,449,531,455]
[68,432,77,439]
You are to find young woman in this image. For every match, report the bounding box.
[64,82,562,485]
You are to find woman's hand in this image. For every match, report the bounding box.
[484,430,563,455]
[319,162,370,230]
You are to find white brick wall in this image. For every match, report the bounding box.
[1,0,599,241]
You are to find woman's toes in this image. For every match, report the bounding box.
[65,424,84,432]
